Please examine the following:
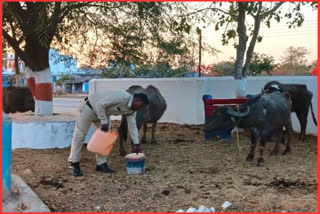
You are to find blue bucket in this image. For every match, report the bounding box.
[2,113,12,192]
[124,153,146,175]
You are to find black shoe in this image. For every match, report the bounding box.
[96,163,115,173]
[71,162,83,176]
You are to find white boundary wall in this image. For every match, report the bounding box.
[90,76,318,135]
[12,121,95,149]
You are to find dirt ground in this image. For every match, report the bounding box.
[12,122,318,212]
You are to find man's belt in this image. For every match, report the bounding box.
[84,97,93,109]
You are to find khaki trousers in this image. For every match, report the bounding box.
[68,101,107,165]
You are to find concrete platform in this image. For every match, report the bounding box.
[9,111,95,149]
[2,174,50,212]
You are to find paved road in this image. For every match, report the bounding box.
[53,97,82,108]
[53,98,83,113]
[52,97,122,120]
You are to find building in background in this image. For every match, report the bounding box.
[2,53,26,87]
[64,76,100,93]
[2,53,25,72]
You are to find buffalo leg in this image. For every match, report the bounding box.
[257,136,266,167]
[296,110,308,141]
[141,123,148,144]
[270,130,282,156]
[300,111,308,141]
[246,132,257,162]
[281,128,286,144]
[151,122,158,144]
[119,117,128,156]
[118,129,127,156]
[282,121,292,155]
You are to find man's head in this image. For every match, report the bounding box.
[132,93,149,110]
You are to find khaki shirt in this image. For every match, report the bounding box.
[88,90,139,145]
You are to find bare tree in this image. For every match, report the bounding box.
[280,46,310,75]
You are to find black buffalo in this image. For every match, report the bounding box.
[263,81,317,141]
[205,92,292,166]
[2,86,35,114]
[119,85,167,156]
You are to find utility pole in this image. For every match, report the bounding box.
[198,30,202,77]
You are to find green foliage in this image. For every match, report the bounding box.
[101,63,191,78]
[248,53,276,76]
[32,3,53,48]
[101,65,135,78]
[145,63,190,77]
[212,61,235,76]
[106,22,148,66]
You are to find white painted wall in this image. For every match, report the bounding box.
[90,76,318,135]
[12,121,95,149]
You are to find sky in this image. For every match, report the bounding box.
[199,3,318,65]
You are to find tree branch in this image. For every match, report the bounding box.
[178,5,233,18]
[5,2,28,32]
[6,2,28,21]
[49,2,62,24]
[242,15,262,77]
[59,2,120,23]
[252,2,263,18]
[261,2,285,18]
[46,2,62,43]
[2,29,29,64]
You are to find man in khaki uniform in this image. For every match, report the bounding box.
[68,90,149,176]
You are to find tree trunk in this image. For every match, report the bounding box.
[33,67,53,116]
[198,30,202,77]
[26,67,53,116]
[15,74,22,87]
[242,17,262,77]
[25,67,36,97]
[234,2,248,80]
[24,38,53,116]
[14,53,23,87]
[234,2,248,97]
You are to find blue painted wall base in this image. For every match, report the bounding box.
[2,113,12,192]
[203,94,234,141]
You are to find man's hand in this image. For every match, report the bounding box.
[101,124,109,132]
[134,144,142,154]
